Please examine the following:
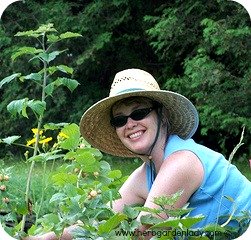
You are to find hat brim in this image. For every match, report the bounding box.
[80,90,198,158]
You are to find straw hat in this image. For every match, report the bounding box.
[80,68,198,157]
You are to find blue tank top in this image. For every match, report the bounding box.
[146,135,251,230]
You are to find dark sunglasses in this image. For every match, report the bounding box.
[110,107,154,128]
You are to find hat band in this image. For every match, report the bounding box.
[113,88,145,96]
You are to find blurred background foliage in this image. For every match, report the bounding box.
[0,0,250,160]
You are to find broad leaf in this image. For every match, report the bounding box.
[151,215,204,229]
[35,50,65,64]
[27,100,46,116]
[108,170,122,179]
[56,77,79,92]
[1,136,21,145]
[23,73,42,82]
[47,34,59,43]
[7,98,46,118]
[59,32,82,39]
[0,73,21,89]
[49,193,67,204]
[57,65,74,74]
[44,82,55,96]
[11,47,43,61]
[51,172,77,186]
[60,123,80,150]
[44,122,69,130]
[7,98,27,117]
[98,213,127,234]
[15,30,39,38]
[45,77,79,95]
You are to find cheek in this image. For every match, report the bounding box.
[115,128,124,140]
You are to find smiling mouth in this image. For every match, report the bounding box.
[129,131,144,139]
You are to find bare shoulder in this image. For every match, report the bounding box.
[162,150,203,171]
[123,163,148,194]
[112,163,148,212]
[120,163,148,201]
[158,149,204,192]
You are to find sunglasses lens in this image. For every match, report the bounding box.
[110,108,153,128]
[131,108,151,121]
[110,116,127,127]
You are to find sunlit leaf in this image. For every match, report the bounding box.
[11,47,43,61]
[27,100,46,116]
[1,135,21,145]
[56,77,80,92]
[60,123,80,150]
[7,98,27,117]
[0,73,21,89]
[98,213,127,234]
[23,73,42,82]
[59,32,82,39]
[34,50,65,64]
[49,193,67,203]
[108,170,122,179]
[47,34,60,43]
[51,172,77,186]
[56,65,74,74]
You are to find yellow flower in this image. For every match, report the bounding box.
[26,138,36,146]
[32,128,43,135]
[58,132,69,139]
[39,137,53,144]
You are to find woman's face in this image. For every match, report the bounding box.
[112,100,159,155]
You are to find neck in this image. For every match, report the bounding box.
[140,135,167,173]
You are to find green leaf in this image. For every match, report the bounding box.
[151,215,204,229]
[98,213,127,234]
[1,136,21,145]
[47,34,60,43]
[28,155,47,162]
[23,73,42,82]
[56,77,80,92]
[51,172,77,186]
[7,98,27,117]
[44,82,55,96]
[0,73,21,88]
[7,98,46,118]
[15,30,40,38]
[27,100,46,116]
[28,152,64,162]
[45,77,79,96]
[57,65,74,74]
[11,47,43,61]
[35,50,65,64]
[60,123,80,150]
[123,205,139,219]
[153,190,183,206]
[140,214,163,225]
[59,32,82,39]
[49,193,67,204]
[75,150,96,165]
[108,170,122,179]
[35,23,57,34]
[44,122,68,130]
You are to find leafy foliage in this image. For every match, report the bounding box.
[0,14,250,238]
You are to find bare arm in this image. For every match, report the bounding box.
[112,163,148,212]
[23,225,78,240]
[137,150,204,221]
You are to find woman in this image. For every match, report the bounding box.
[26,68,251,239]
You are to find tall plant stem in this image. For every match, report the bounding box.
[21,37,48,231]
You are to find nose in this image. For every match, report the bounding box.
[125,117,137,129]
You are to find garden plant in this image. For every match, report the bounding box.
[0,23,249,240]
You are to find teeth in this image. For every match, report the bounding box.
[129,131,143,139]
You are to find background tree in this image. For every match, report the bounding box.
[0,0,250,159]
